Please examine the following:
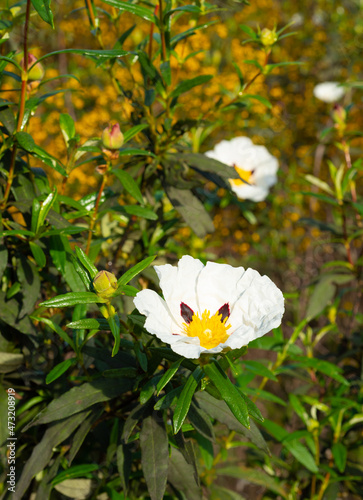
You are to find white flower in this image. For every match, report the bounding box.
[133,256,284,359]
[205,137,279,202]
[313,82,345,103]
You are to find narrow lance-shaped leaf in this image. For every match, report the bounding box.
[140,415,169,500]
[170,74,213,100]
[31,0,54,28]
[39,291,107,308]
[157,357,183,395]
[204,361,250,429]
[75,246,98,279]
[117,255,156,287]
[100,0,156,22]
[112,169,144,204]
[46,358,77,384]
[173,365,204,434]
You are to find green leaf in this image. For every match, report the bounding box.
[292,355,349,386]
[32,145,67,176]
[31,0,54,27]
[123,123,148,143]
[261,419,318,473]
[242,94,272,109]
[100,0,155,22]
[67,318,109,330]
[35,316,75,349]
[75,246,98,279]
[165,186,214,237]
[168,448,201,500]
[49,235,86,293]
[188,401,215,441]
[70,255,92,291]
[36,188,57,233]
[108,313,121,357]
[25,378,133,429]
[170,74,213,100]
[156,358,183,395]
[173,366,204,434]
[51,464,99,486]
[60,113,76,143]
[216,466,286,497]
[39,291,106,308]
[121,205,158,220]
[160,60,171,86]
[46,358,77,384]
[35,49,129,68]
[204,362,249,429]
[119,147,155,157]
[305,174,335,195]
[175,152,239,179]
[0,102,16,134]
[15,412,88,499]
[29,241,46,268]
[112,168,144,204]
[117,255,156,287]
[307,273,353,320]
[16,131,36,152]
[117,443,132,494]
[0,352,24,373]
[17,255,41,316]
[243,360,278,382]
[140,416,169,500]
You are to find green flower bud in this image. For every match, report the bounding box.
[93,270,118,299]
[260,28,278,47]
[21,54,45,81]
[101,123,124,150]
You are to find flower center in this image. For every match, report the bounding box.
[183,310,231,349]
[231,165,254,186]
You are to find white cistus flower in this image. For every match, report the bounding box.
[205,137,279,202]
[133,256,284,359]
[313,82,345,103]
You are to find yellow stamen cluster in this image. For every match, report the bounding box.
[231,166,253,186]
[183,310,231,349]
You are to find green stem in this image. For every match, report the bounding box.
[86,171,108,255]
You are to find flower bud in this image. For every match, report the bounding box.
[332,104,347,125]
[101,123,124,150]
[260,28,278,47]
[93,270,118,299]
[21,54,45,81]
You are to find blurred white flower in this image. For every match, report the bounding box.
[134,256,284,359]
[313,82,345,103]
[205,137,279,202]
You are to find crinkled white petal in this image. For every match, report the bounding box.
[133,257,285,359]
[313,82,345,103]
[133,289,176,342]
[205,137,278,201]
[195,261,246,314]
[155,255,204,329]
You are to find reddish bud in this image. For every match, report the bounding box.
[101,123,124,150]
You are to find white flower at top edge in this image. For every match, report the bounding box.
[205,137,279,202]
[133,255,284,359]
[313,82,345,103]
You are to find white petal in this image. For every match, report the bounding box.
[227,271,284,344]
[133,289,177,342]
[155,255,205,328]
[230,182,269,201]
[195,261,246,314]
[313,82,345,103]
